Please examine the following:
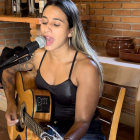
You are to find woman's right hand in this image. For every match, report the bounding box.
[5,102,19,126]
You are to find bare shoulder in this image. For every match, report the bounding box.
[76,52,98,74]
[32,48,46,70]
[34,48,45,58]
[75,52,99,84]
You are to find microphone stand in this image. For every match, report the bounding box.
[0,54,32,70]
[0,54,32,88]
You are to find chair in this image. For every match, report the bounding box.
[97,82,126,140]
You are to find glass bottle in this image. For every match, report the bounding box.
[34,0,39,17]
[20,0,29,17]
[39,0,45,17]
[28,0,35,17]
[12,0,17,15]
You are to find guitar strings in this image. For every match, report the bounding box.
[24,112,44,137]
[23,112,52,140]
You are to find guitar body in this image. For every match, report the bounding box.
[8,71,52,140]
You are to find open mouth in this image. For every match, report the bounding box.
[45,36,54,46]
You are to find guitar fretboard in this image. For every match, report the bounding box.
[24,112,52,140]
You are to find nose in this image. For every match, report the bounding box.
[44,23,52,33]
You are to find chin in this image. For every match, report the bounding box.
[44,46,54,51]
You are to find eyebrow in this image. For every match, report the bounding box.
[42,16,64,23]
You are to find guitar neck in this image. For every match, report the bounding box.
[24,112,52,140]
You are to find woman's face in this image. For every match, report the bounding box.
[40,5,72,51]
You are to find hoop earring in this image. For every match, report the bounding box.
[68,37,71,47]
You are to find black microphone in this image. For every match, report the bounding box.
[0,36,46,69]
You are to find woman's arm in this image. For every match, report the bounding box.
[2,48,45,126]
[64,60,100,140]
[2,61,34,126]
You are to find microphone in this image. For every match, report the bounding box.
[0,36,46,69]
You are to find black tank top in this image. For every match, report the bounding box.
[35,51,78,121]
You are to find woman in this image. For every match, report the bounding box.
[2,0,105,139]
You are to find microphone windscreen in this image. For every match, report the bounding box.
[35,36,46,48]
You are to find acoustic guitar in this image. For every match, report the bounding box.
[7,71,63,140]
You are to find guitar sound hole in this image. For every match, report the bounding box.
[15,135,21,140]
[16,120,24,132]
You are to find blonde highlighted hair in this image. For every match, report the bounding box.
[43,0,103,94]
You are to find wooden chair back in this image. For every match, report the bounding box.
[97,82,126,140]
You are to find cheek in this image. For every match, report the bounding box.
[56,27,70,37]
[56,31,69,42]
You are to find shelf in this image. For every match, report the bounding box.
[0,15,90,24]
[0,15,39,24]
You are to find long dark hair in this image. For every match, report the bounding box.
[42,0,103,94]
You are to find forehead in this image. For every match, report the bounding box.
[43,5,68,21]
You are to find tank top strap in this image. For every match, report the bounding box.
[68,51,78,79]
[38,50,47,70]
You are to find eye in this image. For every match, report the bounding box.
[42,22,48,25]
[41,18,48,25]
[54,24,60,27]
